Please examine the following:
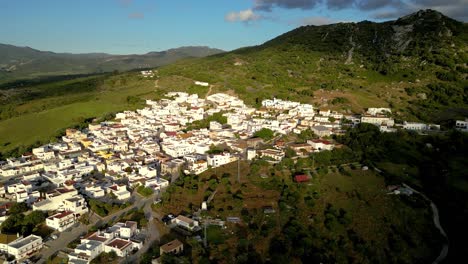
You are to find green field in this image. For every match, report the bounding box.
[0,73,161,156]
[156,159,442,263]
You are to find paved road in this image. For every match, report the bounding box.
[402,183,449,264]
[121,196,161,263]
[36,223,87,264]
[36,191,154,264]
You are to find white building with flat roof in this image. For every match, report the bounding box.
[6,235,43,260]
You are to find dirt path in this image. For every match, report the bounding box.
[345,35,355,65]
[205,85,214,98]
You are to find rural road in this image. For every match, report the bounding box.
[402,183,449,264]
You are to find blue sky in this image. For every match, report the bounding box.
[0,0,466,54]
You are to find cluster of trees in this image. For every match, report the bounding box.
[253,128,275,141]
[331,97,350,105]
[140,241,161,264]
[137,185,154,197]
[122,207,148,227]
[186,112,227,131]
[1,203,46,235]
[337,124,468,262]
[88,199,129,217]
[126,95,144,105]
[90,251,118,264]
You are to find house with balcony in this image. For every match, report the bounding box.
[46,211,77,231]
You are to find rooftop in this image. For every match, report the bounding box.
[160,239,183,253]
[48,211,74,220]
[106,238,131,250]
[8,235,41,249]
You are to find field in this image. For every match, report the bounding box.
[0,73,162,156]
[156,160,442,263]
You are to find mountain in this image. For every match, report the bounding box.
[156,9,467,122]
[0,45,224,83]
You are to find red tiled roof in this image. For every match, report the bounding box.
[85,233,108,242]
[294,175,310,183]
[311,139,332,145]
[106,238,131,250]
[48,211,74,220]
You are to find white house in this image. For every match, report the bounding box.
[5,235,43,260]
[258,149,285,162]
[63,196,88,215]
[186,160,208,175]
[194,81,209,87]
[69,240,103,263]
[403,122,429,131]
[311,125,332,137]
[361,116,395,127]
[455,119,468,132]
[307,139,335,151]
[107,184,131,200]
[171,215,199,231]
[207,153,237,168]
[46,211,77,232]
[367,108,391,116]
[83,185,105,198]
[104,238,133,257]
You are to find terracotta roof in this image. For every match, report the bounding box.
[85,233,107,242]
[160,239,183,253]
[311,139,332,145]
[294,175,310,183]
[106,238,131,250]
[48,211,74,220]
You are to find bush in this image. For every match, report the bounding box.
[253,128,275,141]
[137,186,154,197]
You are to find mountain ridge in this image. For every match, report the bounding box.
[0,44,225,83]
[154,9,467,122]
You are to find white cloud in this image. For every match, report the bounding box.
[225,9,261,23]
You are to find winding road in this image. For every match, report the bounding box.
[402,183,449,264]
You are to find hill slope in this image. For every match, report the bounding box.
[156,9,467,122]
[0,45,224,83]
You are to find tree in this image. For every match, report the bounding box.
[9,202,29,214]
[298,129,316,142]
[253,128,274,141]
[23,211,46,226]
[137,186,154,197]
[284,148,296,158]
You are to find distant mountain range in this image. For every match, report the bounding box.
[0,45,224,83]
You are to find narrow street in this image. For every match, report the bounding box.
[36,191,159,264]
[120,197,161,263]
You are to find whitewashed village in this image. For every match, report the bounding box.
[0,86,465,264]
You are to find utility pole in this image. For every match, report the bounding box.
[203,222,208,248]
[237,154,240,183]
[312,153,315,171]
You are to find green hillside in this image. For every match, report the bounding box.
[155,9,467,122]
[0,9,467,157]
[0,45,224,83]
